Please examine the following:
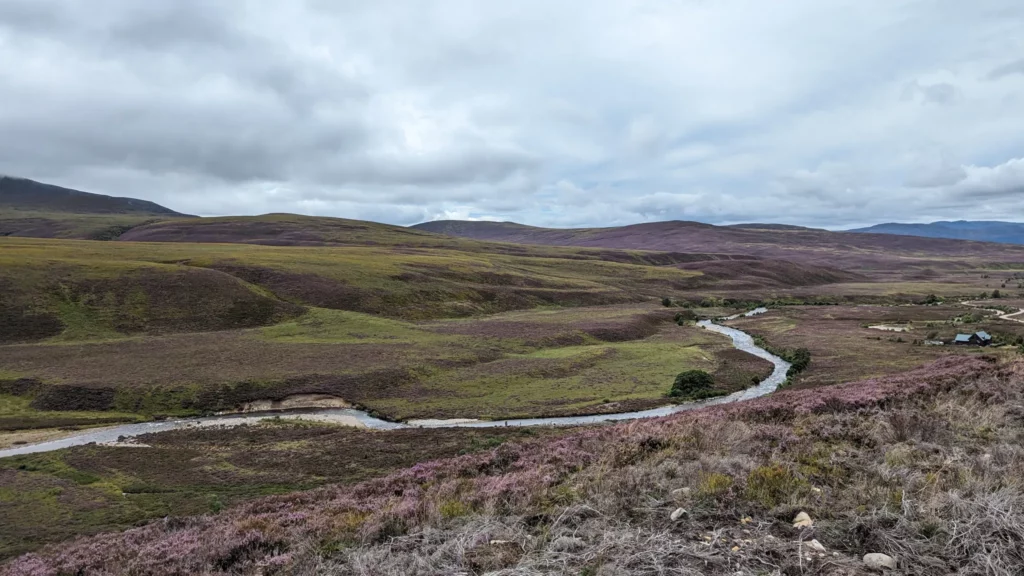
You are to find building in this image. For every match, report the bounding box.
[953,332,992,346]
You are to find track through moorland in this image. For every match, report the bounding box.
[0,310,790,458]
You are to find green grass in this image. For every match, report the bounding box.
[0,236,705,342]
[369,326,760,420]
[258,307,442,344]
[0,394,145,431]
[0,423,555,560]
[0,209,174,240]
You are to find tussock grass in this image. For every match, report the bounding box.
[7,357,1023,575]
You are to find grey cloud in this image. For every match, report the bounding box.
[988,59,1024,80]
[901,81,960,105]
[1,0,1024,227]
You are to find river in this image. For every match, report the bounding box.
[0,308,789,458]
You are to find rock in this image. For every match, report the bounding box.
[807,539,826,553]
[792,511,813,528]
[863,553,896,570]
[670,507,689,521]
[550,536,585,552]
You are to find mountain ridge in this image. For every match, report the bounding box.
[0,175,190,216]
[411,218,1024,270]
[848,220,1024,245]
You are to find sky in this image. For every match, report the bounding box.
[1,0,1023,229]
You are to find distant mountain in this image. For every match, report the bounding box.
[848,221,1024,245]
[411,219,1024,272]
[0,175,189,216]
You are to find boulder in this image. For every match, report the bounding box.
[863,553,896,570]
[792,511,813,528]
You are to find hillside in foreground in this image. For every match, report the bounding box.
[412,219,1024,271]
[5,356,1021,575]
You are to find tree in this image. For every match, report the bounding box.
[674,310,698,325]
[670,370,714,398]
[993,289,1002,299]
[661,297,673,307]
[785,348,811,378]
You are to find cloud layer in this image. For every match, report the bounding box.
[2,0,1023,228]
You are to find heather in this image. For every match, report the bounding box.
[7,355,1023,575]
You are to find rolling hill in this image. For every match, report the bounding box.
[0,175,192,240]
[412,219,1024,271]
[849,220,1024,245]
[0,175,188,216]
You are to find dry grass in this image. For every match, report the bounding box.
[724,304,1023,388]
[7,357,1024,575]
[1,303,765,421]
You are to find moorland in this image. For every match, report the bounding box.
[3,180,1024,574]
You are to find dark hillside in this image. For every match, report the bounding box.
[412,219,1024,271]
[0,175,188,216]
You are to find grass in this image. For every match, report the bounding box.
[0,422,559,560]
[0,303,769,422]
[0,236,708,340]
[8,356,1020,575]
[373,325,771,420]
[258,308,440,344]
[0,395,143,432]
[0,209,174,240]
[724,304,1024,388]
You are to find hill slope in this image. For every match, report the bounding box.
[849,220,1024,245]
[412,219,1024,271]
[6,356,1019,575]
[0,175,188,216]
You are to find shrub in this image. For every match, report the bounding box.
[992,289,1001,299]
[661,297,673,307]
[670,370,714,398]
[788,348,811,374]
[745,464,809,508]
[673,310,697,325]
[697,472,734,498]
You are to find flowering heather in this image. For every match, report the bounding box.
[3,356,1015,575]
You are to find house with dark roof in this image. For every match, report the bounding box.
[953,332,992,346]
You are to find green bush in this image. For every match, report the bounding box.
[670,370,714,398]
[786,348,811,377]
[673,310,698,325]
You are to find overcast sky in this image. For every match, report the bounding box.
[2,0,1023,228]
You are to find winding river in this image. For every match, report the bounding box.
[0,309,790,458]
